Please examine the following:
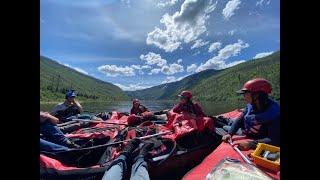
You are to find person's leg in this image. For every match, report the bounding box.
[102,155,127,180]
[40,121,70,146]
[40,138,69,152]
[223,125,242,135]
[130,156,150,180]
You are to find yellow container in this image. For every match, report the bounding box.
[251,143,280,172]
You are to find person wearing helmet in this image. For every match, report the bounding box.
[51,89,83,122]
[130,99,150,116]
[127,99,154,126]
[222,78,280,150]
[172,91,206,117]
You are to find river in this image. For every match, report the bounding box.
[40,100,245,116]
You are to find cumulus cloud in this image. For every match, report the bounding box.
[157,0,180,8]
[162,76,177,84]
[161,63,184,75]
[162,74,188,84]
[191,39,210,49]
[222,0,241,20]
[256,0,271,6]
[253,51,274,59]
[193,51,201,56]
[147,0,217,52]
[61,63,88,75]
[73,67,89,75]
[197,39,249,71]
[148,68,162,75]
[187,64,198,72]
[98,65,135,77]
[115,83,151,91]
[177,59,183,63]
[140,52,167,67]
[208,42,222,52]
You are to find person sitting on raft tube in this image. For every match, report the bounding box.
[51,89,83,122]
[172,90,206,117]
[222,78,280,150]
[131,98,151,116]
[127,99,154,126]
[40,111,80,152]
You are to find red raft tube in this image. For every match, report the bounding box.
[182,109,280,180]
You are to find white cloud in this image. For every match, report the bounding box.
[191,39,210,49]
[187,64,198,72]
[141,65,152,69]
[61,63,88,75]
[162,74,188,84]
[157,0,180,8]
[73,67,89,75]
[253,51,274,59]
[256,0,271,6]
[193,50,201,56]
[228,30,236,36]
[98,65,135,77]
[222,0,241,20]
[130,65,151,70]
[147,0,217,52]
[162,76,177,84]
[197,39,249,71]
[115,83,151,91]
[177,59,183,63]
[140,52,167,67]
[148,68,161,75]
[63,63,70,67]
[208,42,222,52]
[161,63,184,75]
[224,60,245,68]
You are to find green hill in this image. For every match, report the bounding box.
[40,56,129,102]
[127,51,280,106]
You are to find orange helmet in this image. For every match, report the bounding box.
[236,78,272,94]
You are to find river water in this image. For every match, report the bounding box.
[40,100,245,116]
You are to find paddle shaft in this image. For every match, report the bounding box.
[71,119,128,126]
[78,130,173,150]
[228,139,254,165]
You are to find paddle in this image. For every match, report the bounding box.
[70,119,128,126]
[72,130,173,151]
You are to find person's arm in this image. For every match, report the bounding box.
[172,103,182,113]
[73,100,83,112]
[40,112,59,124]
[254,104,280,124]
[194,102,206,117]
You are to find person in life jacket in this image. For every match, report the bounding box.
[102,138,154,180]
[222,78,280,150]
[130,99,150,116]
[51,89,83,122]
[128,99,154,126]
[172,91,206,117]
[40,111,80,152]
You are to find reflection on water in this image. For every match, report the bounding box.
[40,100,245,116]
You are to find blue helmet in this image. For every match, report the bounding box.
[65,90,76,99]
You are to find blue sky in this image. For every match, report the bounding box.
[40,0,279,91]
